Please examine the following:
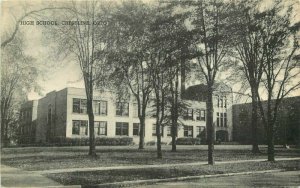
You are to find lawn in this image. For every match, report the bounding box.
[45,160,300,186]
[1,145,299,171]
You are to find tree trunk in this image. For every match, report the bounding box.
[156,122,162,159]
[207,86,214,165]
[171,118,177,152]
[267,118,275,162]
[87,99,96,156]
[251,88,260,153]
[139,116,145,149]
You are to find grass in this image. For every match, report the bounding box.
[1,145,299,171]
[45,160,300,186]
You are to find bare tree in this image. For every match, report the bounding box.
[43,1,113,156]
[255,1,300,161]
[108,1,153,149]
[190,0,232,165]
[230,0,266,153]
[1,35,40,147]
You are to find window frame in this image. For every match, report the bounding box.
[184,125,193,137]
[115,122,129,136]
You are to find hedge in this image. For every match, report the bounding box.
[49,137,133,146]
[176,137,201,145]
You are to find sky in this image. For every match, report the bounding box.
[1,0,299,102]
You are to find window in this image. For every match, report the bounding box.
[94,121,107,136]
[47,105,52,125]
[167,126,171,136]
[220,113,224,127]
[133,123,140,136]
[184,126,193,137]
[197,110,205,121]
[224,113,227,127]
[220,98,223,108]
[152,124,163,136]
[100,101,107,115]
[93,100,100,115]
[184,108,193,120]
[217,96,220,107]
[217,113,220,127]
[133,103,138,118]
[72,120,88,135]
[116,122,129,136]
[116,102,129,116]
[80,99,87,114]
[224,97,227,108]
[73,98,87,114]
[196,126,204,137]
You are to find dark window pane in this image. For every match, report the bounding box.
[73,98,80,113]
[100,101,107,115]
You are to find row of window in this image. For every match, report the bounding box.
[73,99,108,115]
[72,120,140,136]
[73,98,207,122]
[217,112,227,127]
[217,96,227,108]
[73,99,135,117]
[152,125,205,137]
[72,120,205,138]
[184,109,206,121]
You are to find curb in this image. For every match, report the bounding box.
[85,169,285,188]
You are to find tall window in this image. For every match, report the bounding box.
[224,96,227,108]
[217,113,220,127]
[116,102,129,116]
[220,113,224,127]
[184,108,193,120]
[197,110,205,121]
[47,105,52,125]
[217,95,220,107]
[94,121,107,136]
[133,103,138,118]
[184,126,193,137]
[196,126,204,137]
[116,122,129,136]
[80,99,87,114]
[93,100,100,115]
[167,126,171,136]
[152,124,163,136]
[133,123,140,136]
[73,98,87,114]
[224,113,227,127]
[100,101,107,115]
[72,120,88,135]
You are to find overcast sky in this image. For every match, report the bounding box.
[1,0,299,102]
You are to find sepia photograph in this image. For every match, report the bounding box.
[1,0,299,187]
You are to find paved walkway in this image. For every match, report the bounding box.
[0,164,68,188]
[34,157,300,175]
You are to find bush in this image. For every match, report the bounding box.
[176,137,201,145]
[146,141,169,146]
[50,137,133,146]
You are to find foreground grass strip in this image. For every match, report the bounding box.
[90,169,284,188]
[45,160,300,186]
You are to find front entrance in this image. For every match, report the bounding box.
[216,130,228,142]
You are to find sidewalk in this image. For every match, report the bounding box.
[0,164,72,188]
[34,157,300,175]
[1,157,299,187]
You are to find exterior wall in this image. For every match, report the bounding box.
[28,85,234,144]
[36,89,67,143]
[232,96,300,145]
[19,100,38,144]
